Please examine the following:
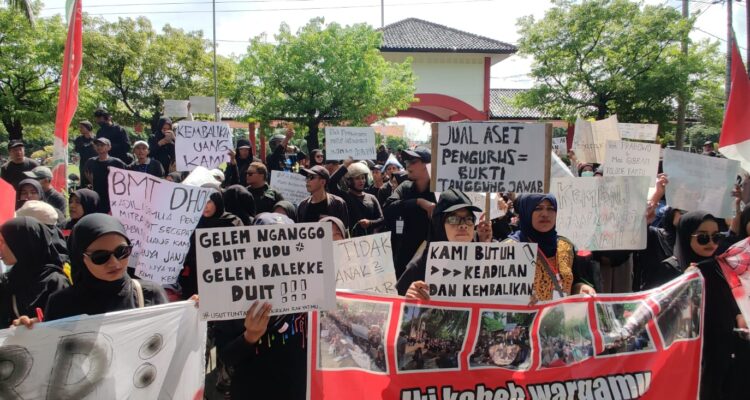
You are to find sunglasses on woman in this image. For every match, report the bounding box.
[691,233,722,245]
[84,244,133,265]
[445,215,476,226]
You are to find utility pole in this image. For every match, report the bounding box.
[675,0,688,151]
[213,0,220,122]
[726,0,733,105]
[381,0,385,28]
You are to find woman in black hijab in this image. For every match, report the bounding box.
[223,185,256,226]
[272,200,298,222]
[63,188,100,230]
[634,207,683,290]
[223,139,254,187]
[16,178,45,210]
[148,117,175,173]
[42,214,167,321]
[674,211,749,399]
[0,217,70,326]
[180,190,243,299]
[310,149,324,167]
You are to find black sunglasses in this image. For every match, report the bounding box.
[84,244,133,265]
[691,233,722,246]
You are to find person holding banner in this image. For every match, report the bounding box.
[128,140,165,178]
[398,189,492,298]
[246,162,285,214]
[0,217,70,327]
[674,211,750,399]
[298,165,349,227]
[223,185,256,226]
[508,194,596,301]
[63,188,100,231]
[83,138,127,214]
[148,116,176,173]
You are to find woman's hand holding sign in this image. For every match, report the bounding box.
[243,301,272,344]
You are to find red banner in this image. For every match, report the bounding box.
[309,272,703,400]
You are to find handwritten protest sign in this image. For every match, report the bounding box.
[432,122,551,193]
[618,123,659,142]
[334,233,397,295]
[0,301,206,399]
[270,170,308,205]
[572,116,620,163]
[663,149,740,217]
[551,151,574,178]
[324,127,377,160]
[109,168,212,283]
[603,140,660,183]
[174,121,232,171]
[552,137,567,156]
[552,176,650,250]
[163,99,189,118]
[188,95,215,114]
[196,223,335,320]
[465,192,502,220]
[425,241,537,303]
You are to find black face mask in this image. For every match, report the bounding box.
[97,121,108,128]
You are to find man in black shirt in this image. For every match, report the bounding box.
[23,166,66,215]
[74,120,97,186]
[265,127,294,174]
[1,140,39,188]
[328,160,384,237]
[94,108,131,164]
[84,137,126,213]
[298,165,349,227]
[245,161,284,214]
[128,140,165,178]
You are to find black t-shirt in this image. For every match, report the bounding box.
[74,136,97,185]
[1,158,39,188]
[44,188,67,216]
[84,157,126,213]
[302,199,328,223]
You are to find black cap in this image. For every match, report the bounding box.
[8,140,24,150]
[302,165,330,180]
[79,120,93,131]
[94,107,111,117]
[254,212,294,225]
[703,141,713,146]
[435,189,481,215]
[402,147,431,163]
[94,137,111,146]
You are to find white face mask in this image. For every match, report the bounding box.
[581,171,595,177]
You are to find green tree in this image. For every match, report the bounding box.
[5,0,34,25]
[233,18,416,151]
[514,0,721,128]
[0,7,65,140]
[385,136,408,153]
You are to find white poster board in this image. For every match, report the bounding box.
[662,149,740,217]
[334,233,397,295]
[465,192,502,220]
[174,121,232,171]
[552,137,568,156]
[108,168,212,284]
[425,241,537,304]
[618,123,659,142]
[572,115,620,163]
[435,122,549,193]
[324,127,377,160]
[552,176,650,250]
[603,140,660,184]
[163,100,189,118]
[188,96,216,114]
[270,170,308,205]
[196,223,335,320]
[551,151,574,178]
[0,302,205,400]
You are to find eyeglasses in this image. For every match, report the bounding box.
[315,155,324,159]
[84,244,133,265]
[691,233,722,245]
[445,215,476,226]
[246,171,257,176]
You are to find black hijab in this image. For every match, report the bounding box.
[64,189,100,230]
[674,211,719,271]
[1,217,67,317]
[660,207,680,245]
[273,200,298,222]
[15,178,45,210]
[167,172,183,183]
[197,191,241,229]
[224,185,256,226]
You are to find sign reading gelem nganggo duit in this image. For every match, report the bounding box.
[431,122,552,194]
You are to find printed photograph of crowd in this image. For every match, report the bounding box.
[396,305,470,372]
[469,310,535,370]
[538,302,594,368]
[655,278,702,348]
[596,301,655,356]
[318,298,391,373]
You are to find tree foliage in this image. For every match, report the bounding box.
[233,18,416,150]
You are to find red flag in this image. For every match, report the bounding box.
[50,0,83,193]
[0,179,15,226]
[719,35,750,172]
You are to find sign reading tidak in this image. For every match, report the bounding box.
[334,233,397,295]
[325,127,377,160]
[426,241,537,304]
[432,122,551,193]
[174,121,232,171]
[196,223,335,320]
[552,176,650,251]
[108,168,212,284]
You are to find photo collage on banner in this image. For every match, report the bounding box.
[310,273,705,400]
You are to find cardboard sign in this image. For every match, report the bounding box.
[108,168,212,284]
[163,100,189,118]
[603,140,660,183]
[552,176,650,250]
[188,95,216,114]
[618,123,659,142]
[663,149,740,217]
[552,137,568,155]
[0,301,206,399]
[325,127,377,160]
[426,241,537,304]
[432,122,551,194]
[196,223,335,320]
[310,273,704,400]
[551,151,574,178]
[334,233,397,295]
[270,170,308,205]
[174,121,232,171]
[572,116,620,163]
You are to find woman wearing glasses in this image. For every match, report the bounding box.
[397,189,493,298]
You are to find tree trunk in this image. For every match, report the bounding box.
[306,118,321,151]
[3,118,23,141]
